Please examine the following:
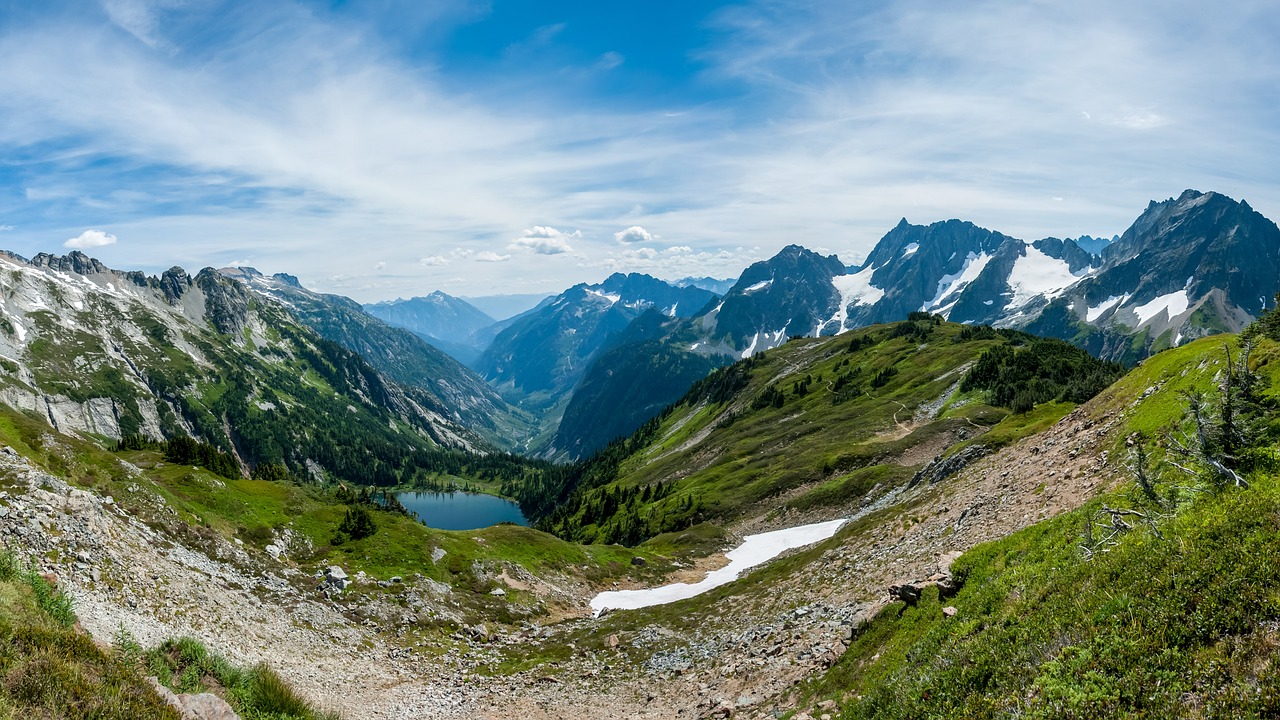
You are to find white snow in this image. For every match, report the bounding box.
[1006,245,1085,308]
[1131,290,1190,324]
[585,289,622,305]
[690,342,700,351]
[589,518,848,614]
[742,331,761,357]
[900,243,920,259]
[923,252,993,313]
[743,279,773,294]
[1085,294,1129,322]
[828,265,884,332]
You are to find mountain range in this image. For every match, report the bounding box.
[536,189,1278,458]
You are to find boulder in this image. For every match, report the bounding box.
[322,566,349,590]
[889,582,922,606]
[148,677,241,720]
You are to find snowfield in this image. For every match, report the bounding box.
[590,518,848,613]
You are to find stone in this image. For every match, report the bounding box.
[148,677,242,720]
[607,634,619,648]
[431,546,447,563]
[630,556,647,566]
[322,566,349,591]
[942,606,958,617]
[489,587,506,597]
[390,576,402,584]
[889,582,922,606]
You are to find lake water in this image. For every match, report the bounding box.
[395,491,529,531]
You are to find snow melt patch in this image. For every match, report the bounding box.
[923,252,992,312]
[1132,290,1190,324]
[585,289,622,305]
[900,243,919,259]
[590,518,847,613]
[743,279,773,294]
[1006,245,1083,308]
[828,265,884,332]
[1085,295,1129,322]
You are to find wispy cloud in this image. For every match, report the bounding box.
[0,1,1275,300]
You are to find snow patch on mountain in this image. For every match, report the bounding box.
[1131,290,1190,324]
[1007,245,1086,308]
[1085,295,1130,322]
[923,252,992,313]
[585,289,622,305]
[900,243,919,259]
[829,266,884,325]
[743,279,773,294]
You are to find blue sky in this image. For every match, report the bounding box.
[0,0,1278,301]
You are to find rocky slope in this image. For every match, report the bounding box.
[0,250,489,482]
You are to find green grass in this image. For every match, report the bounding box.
[545,322,1017,542]
[135,635,339,720]
[785,464,913,512]
[0,402,668,629]
[0,548,180,719]
[791,334,1280,719]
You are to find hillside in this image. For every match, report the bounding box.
[527,316,1123,545]
[223,268,535,450]
[479,333,1272,720]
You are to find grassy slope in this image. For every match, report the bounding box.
[796,335,1280,719]
[0,550,178,720]
[0,404,670,625]
[549,321,1082,543]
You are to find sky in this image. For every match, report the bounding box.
[0,0,1278,302]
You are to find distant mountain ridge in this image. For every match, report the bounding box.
[674,189,1276,362]
[363,291,497,366]
[474,273,720,452]
[547,189,1279,459]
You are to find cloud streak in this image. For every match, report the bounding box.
[0,1,1274,299]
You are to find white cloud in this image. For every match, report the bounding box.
[614,226,654,244]
[0,1,1276,301]
[64,229,118,249]
[373,260,386,270]
[0,225,12,232]
[598,52,624,71]
[101,0,180,49]
[509,225,578,255]
[474,251,510,263]
[667,245,692,253]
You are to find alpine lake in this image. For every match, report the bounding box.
[395,491,529,531]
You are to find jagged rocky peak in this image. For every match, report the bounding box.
[194,268,251,335]
[30,250,109,276]
[861,218,1012,271]
[273,272,302,288]
[158,266,193,303]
